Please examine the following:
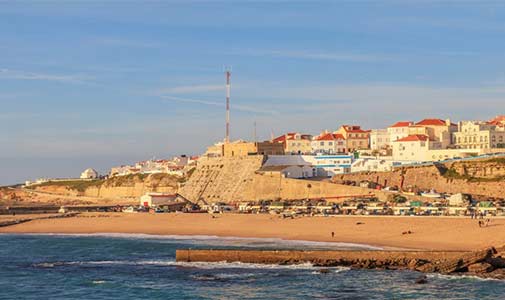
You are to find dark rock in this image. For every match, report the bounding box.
[486,256,505,269]
[468,262,494,273]
[415,275,428,284]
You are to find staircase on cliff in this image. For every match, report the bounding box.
[179,156,264,204]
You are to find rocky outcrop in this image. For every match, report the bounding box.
[32,173,181,200]
[334,159,505,199]
[177,246,505,280]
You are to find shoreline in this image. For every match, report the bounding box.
[1,212,505,251]
[0,232,394,251]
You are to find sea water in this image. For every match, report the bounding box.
[0,234,504,300]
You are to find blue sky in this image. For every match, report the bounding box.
[1,1,505,185]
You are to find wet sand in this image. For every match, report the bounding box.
[1,213,504,251]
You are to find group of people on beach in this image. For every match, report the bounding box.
[470,211,491,227]
[478,219,491,227]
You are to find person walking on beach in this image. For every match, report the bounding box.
[331,232,335,238]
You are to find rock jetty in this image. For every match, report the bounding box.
[176,247,505,279]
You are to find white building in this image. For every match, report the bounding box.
[140,193,177,207]
[257,165,315,179]
[453,120,505,150]
[310,154,353,177]
[392,135,439,161]
[80,168,98,179]
[311,132,346,154]
[387,121,413,143]
[369,129,390,151]
[262,154,353,177]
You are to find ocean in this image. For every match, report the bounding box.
[0,234,504,300]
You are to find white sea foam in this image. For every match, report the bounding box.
[18,232,382,250]
[33,259,350,271]
[427,273,503,282]
[310,266,350,274]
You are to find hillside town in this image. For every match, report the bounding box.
[204,115,505,178]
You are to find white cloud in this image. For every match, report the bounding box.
[157,84,224,94]
[228,49,393,62]
[161,95,278,115]
[0,68,94,84]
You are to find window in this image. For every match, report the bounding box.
[320,142,324,146]
[328,142,333,146]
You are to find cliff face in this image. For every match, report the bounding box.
[180,156,402,203]
[33,173,182,200]
[179,156,264,203]
[334,159,505,198]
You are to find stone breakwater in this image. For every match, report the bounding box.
[0,213,79,228]
[176,247,505,279]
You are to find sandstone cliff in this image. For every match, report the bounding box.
[32,173,182,200]
[179,156,403,203]
[335,158,505,199]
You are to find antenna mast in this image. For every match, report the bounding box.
[225,69,231,143]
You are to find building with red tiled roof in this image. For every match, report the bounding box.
[488,115,505,127]
[411,118,457,148]
[273,132,313,154]
[392,134,442,161]
[396,134,431,142]
[388,121,414,143]
[311,131,346,154]
[416,118,447,126]
[335,125,370,152]
[390,121,414,128]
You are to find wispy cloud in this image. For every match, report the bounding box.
[157,84,224,94]
[0,112,41,120]
[91,37,161,48]
[228,49,393,62]
[0,68,94,84]
[161,95,278,115]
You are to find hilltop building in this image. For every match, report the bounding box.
[369,129,390,151]
[488,115,505,128]
[80,168,98,179]
[453,120,505,149]
[207,140,284,157]
[411,118,457,148]
[335,125,370,152]
[272,132,312,154]
[311,154,353,177]
[387,121,414,143]
[311,131,346,154]
[392,135,440,161]
[256,165,314,179]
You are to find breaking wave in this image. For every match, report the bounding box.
[19,233,382,250]
[33,259,352,271]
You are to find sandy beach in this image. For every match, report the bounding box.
[1,213,504,251]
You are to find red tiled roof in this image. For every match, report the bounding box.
[272,135,287,143]
[340,125,368,133]
[395,135,430,142]
[488,115,505,125]
[274,132,310,142]
[416,118,456,126]
[314,133,345,141]
[390,121,413,128]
